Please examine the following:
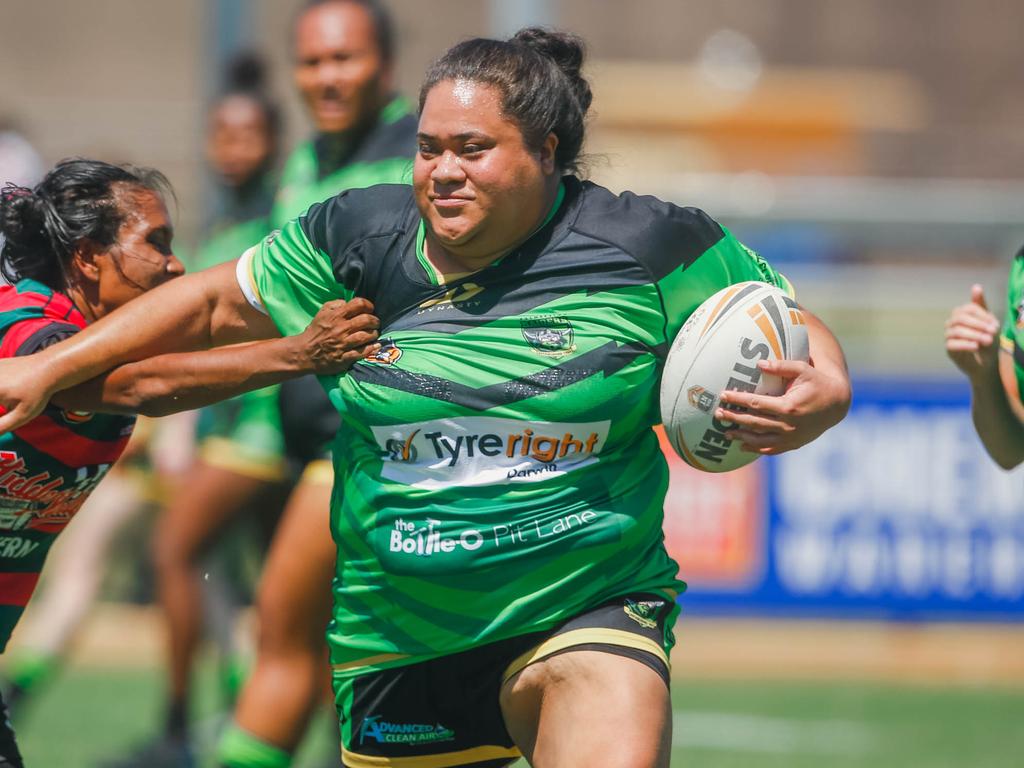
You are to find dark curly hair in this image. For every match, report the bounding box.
[0,159,173,291]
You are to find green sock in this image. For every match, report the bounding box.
[5,650,59,694]
[216,724,291,768]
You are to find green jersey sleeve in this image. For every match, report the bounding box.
[655,223,792,344]
[242,216,349,337]
[1000,249,1024,391]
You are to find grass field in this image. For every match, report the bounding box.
[10,664,1024,767]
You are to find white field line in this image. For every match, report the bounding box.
[673,711,876,755]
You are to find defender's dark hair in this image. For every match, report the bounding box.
[219,50,282,156]
[418,27,592,175]
[296,0,395,64]
[0,159,172,291]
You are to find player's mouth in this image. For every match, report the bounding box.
[429,194,474,213]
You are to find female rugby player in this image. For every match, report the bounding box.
[945,271,1024,468]
[0,159,377,768]
[217,3,416,767]
[135,54,288,768]
[0,31,850,768]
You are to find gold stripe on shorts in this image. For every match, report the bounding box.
[299,458,334,486]
[501,627,670,683]
[341,744,521,768]
[331,652,411,673]
[198,438,287,482]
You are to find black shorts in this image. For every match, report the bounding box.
[277,375,339,473]
[0,691,23,768]
[335,593,677,768]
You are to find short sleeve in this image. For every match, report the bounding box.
[1000,250,1024,350]
[656,224,793,343]
[240,214,349,338]
[1000,251,1024,398]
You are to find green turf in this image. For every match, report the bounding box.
[8,666,1024,767]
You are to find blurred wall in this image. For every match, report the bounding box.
[1,1,1022,245]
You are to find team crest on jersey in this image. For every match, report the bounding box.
[623,598,663,629]
[520,315,575,357]
[366,338,403,365]
[1016,297,1024,329]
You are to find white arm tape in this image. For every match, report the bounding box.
[235,247,268,316]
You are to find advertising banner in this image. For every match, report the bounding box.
[663,380,1024,620]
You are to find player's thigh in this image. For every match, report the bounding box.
[154,461,283,561]
[255,472,334,645]
[500,649,671,768]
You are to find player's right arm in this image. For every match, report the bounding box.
[945,283,1024,469]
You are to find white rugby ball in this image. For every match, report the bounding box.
[659,281,809,472]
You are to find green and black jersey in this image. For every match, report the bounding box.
[269,96,416,230]
[1000,246,1024,394]
[191,176,288,479]
[271,96,416,464]
[238,177,790,678]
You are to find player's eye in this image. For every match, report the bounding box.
[418,142,438,157]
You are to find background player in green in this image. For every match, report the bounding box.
[0,28,850,768]
[216,2,418,767]
[945,255,1024,468]
[270,0,415,229]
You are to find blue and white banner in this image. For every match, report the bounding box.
[664,380,1024,621]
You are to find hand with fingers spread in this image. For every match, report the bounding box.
[945,284,1001,381]
[293,297,381,374]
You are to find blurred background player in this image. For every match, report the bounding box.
[103,54,290,768]
[945,258,1024,468]
[215,2,416,767]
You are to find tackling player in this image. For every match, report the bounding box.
[0,159,377,768]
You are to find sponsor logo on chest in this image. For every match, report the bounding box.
[371,417,610,489]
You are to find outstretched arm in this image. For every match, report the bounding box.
[52,298,379,417]
[714,308,852,455]
[945,284,1024,469]
[0,260,268,432]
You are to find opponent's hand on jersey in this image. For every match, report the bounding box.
[714,358,851,455]
[0,356,56,435]
[945,284,1001,381]
[294,298,381,374]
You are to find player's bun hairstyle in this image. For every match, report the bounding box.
[0,159,173,291]
[220,50,282,151]
[418,27,592,176]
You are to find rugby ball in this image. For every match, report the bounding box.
[659,281,809,472]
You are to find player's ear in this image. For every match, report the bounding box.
[539,132,559,176]
[69,239,103,284]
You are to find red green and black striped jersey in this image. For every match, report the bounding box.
[239,178,790,677]
[0,279,135,650]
